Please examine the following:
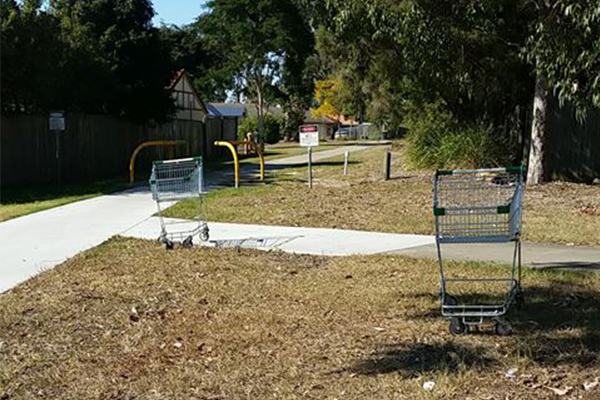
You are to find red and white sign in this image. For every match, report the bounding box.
[300,125,318,133]
[299,125,319,147]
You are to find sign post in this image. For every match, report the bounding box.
[49,111,65,186]
[299,125,319,189]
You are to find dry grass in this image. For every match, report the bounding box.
[166,142,600,246]
[1,237,599,399]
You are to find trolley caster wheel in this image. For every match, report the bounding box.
[444,295,458,306]
[514,291,525,309]
[494,321,513,336]
[164,239,174,250]
[182,236,194,248]
[200,229,209,242]
[449,318,467,336]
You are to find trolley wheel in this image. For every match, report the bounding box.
[164,239,174,250]
[444,294,459,306]
[514,291,525,309]
[200,228,210,242]
[449,318,467,336]
[494,321,513,336]
[182,236,194,248]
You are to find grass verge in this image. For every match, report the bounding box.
[166,142,600,246]
[0,178,129,222]
[1,237,598,399]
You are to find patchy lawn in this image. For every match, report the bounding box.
[0,178,129,222]
[1,237,598,399]
[166,143,600,246]
[206,141,348,170]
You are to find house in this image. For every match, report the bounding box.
[206,103,246,119]
[303,112,359,139]
[168,69,208,121]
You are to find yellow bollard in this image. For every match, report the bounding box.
[129,140,187,184]
[214,141,240,188]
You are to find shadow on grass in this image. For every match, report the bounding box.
[534,261,600,271]
[344,341,495,377]
[1,177,129,205]
[267,160,361,169]
[400,279,600,371]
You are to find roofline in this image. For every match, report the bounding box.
[167,69,209,115]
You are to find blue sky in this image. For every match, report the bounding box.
[152,0,208,27]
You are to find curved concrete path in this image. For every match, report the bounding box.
[121,218,435,257]
[0,144,379,293]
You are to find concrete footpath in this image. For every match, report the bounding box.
[0,144,379,293]
[122,218,435,257]
[0,187,161,293]
[393,241,600,271]
[121,218,599,270]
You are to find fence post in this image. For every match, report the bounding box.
[383,151,391,180]
[343,151,349,176]
[308,146,313,189]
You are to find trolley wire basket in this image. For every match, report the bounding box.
[149,157,209,249]
[433,166,525,335]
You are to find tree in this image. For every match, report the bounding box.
[310,78,342,120]
[200,0,314,146]
[525,0,600,184]
[1,0,68,113]
[51,0,175,122]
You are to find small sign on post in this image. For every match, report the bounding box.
[49,111,65,186]
[49,112,65,132]
[299,125,319,188]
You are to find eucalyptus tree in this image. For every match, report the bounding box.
[200,0,314,145]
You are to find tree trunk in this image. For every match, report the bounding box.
[527,74,549,184]
[257,86,265,150]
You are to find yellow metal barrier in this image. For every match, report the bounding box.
[236,140,265,182]
[214,141,240,188]
[129,140,187,184]
[214,140,265,188]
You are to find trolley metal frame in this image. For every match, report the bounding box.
[433,166,525,335]
[149,157,209,249]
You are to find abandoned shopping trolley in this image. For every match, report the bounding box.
[433,166,525,335]
[149,157,209,249]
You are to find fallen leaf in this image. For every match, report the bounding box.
[583,378,599,391]
[505,368,518,379]
[546,386,572,396]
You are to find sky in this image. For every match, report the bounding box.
[151,0,208,27]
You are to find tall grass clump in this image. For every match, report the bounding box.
[405,101,512,169]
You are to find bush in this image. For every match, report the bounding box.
[404,101,511,169]
[404,101,456,168]
[238,117,258,141]
[237,115,281,144]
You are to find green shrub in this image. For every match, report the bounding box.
[436,124,505,168]
[404,101,456,168]
[238,117,257,141]
[405,101,511,169]
[237,115,281,144]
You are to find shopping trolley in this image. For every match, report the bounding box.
[433,166,525,335]
[149,157,209,249]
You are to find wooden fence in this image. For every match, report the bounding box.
[0,114,237,187]
[547,104,600,183]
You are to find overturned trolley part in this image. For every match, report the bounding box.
[433,166,525,335]
[149,157,209,249]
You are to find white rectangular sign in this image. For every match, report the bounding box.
[299,125,319,147]
[49,112,65,131]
